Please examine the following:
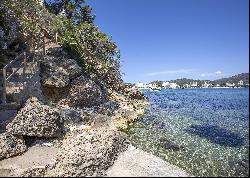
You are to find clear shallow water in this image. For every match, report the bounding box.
[127,88,249,177]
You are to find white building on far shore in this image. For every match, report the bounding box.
[238,80,244,86]
[162,82,178,89]
[202,81,211,88]
[169,83,178,89]
[135,82,145,88]
[162,82,170,88]
[226,83,235,87]
[190,81,198,87]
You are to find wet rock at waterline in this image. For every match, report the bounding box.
[124,89,147,101]
[46,129,129,177]
[6,97,64,138]
[111,109,138,130]
[158,138,185,151]
[0,133,27,160]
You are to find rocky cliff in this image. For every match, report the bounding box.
[0,1,192,177]
[0,44,148,176]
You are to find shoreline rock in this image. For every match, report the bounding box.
[0,132,27,160]
[0,45,190,177]
[46,129,129,177]
[6,97,64,138]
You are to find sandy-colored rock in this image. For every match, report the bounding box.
[6,97,64,138]
[111,109,138,131]
[40,47,82,102]
[66,75,107,108]
[0,133,27,160]
[0,145,58,177]
[46,129,129,177]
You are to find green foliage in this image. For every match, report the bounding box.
[60,22,123,91]
[2,0,124,91]
[44,0,95,24]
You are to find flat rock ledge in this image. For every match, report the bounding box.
[106,145,193,177]
[0,144,58,177]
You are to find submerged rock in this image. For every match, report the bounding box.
[0,132,27,160]
[6,97,64,138]
[46,129,129,177]
[158,138,185,151]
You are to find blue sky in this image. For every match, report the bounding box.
[87,0,249,83]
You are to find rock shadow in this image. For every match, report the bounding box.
[185,124,245,147]
[158,137,185,151]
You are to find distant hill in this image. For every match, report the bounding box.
[148,73,249,86]
[212,73,249,85]
[169,78,210,86]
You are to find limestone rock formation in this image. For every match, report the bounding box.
[65,75,107,108]
[59,106,90,125]
[124,88,147,100]
[6,97,64,137]
[111,109,138,131]
[0,132,27,160]
[40,47,107,108]
[46,129,129,177]
[40,47,82,102]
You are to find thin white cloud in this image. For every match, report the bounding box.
[200,71,223,77]
[215,71,222,74]
[145,69,194,76]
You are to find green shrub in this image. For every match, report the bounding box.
[1,0,124,91]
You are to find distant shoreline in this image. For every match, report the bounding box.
[136,87,248,90]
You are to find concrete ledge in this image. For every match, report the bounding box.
[106,145,193,177]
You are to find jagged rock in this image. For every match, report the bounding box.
[6,97,64,138]
[124,89,147,100]
[41,72,70,88]
[0,132,27,160]
[46,129,129,177]
[42,48,82,81]
[66,75,107,108]
[40,47,82,102]
[88,114,112,129]
[59,106,90,125]
[81,101,119,116]
[111,109,138,131]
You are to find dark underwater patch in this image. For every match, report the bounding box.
[185,124,245,147]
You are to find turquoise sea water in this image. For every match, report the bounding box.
[127,88,249,177]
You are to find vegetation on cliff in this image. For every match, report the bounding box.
[1,0,123,91]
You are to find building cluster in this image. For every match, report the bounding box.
[133,80,248,90]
